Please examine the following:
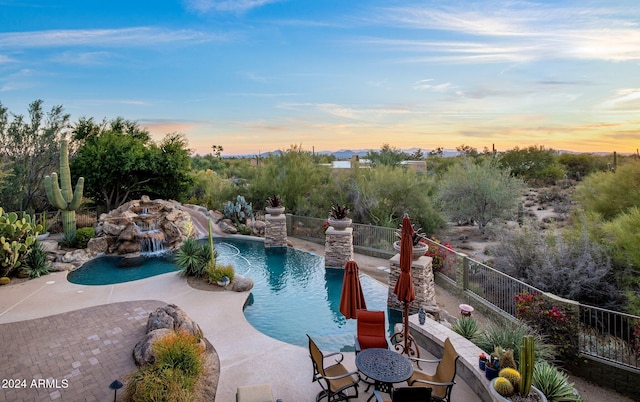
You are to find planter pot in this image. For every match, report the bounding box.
[328,218,352,230]
[393,241,428,259]
[479,359,486,370]
[265,206,285,216]
[489,378,547,402]
[485,365,499,380]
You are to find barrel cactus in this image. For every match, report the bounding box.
[494,377,515,397]
[0,276,10,285]
[44,139,84,241]
[499,367,521,390]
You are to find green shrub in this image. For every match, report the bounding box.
[207,264,235,283]
[532,361,583,402]
[451,316,480,341]
[75,227,95,249]
[23,241,51,278]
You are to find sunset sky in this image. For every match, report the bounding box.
[1,0,639,156]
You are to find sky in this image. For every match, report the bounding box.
[0,0,639,156]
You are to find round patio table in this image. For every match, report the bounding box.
[355,348,414,401]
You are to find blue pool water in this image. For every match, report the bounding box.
[67,237,398,351]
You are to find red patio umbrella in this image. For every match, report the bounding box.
[339,260,367,319]
[393,214,416,354]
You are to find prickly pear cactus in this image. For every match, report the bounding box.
[0,207,43,277]
[494,377,515,397]
[44,139,84,241]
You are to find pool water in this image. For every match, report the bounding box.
[67,238,398,351]
[67,254,179,285]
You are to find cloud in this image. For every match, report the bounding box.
[0,69,37,92]
[599,88,640,110]
[0,54,15,64]
[184,0,280,13]
[50,51,114,65]
[413,79,456,92]
[0,27,218,49]
[363,3,640,63]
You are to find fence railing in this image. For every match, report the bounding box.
[286,214,640,372]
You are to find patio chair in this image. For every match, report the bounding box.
[407,338,459,402]
[373,386,432,402]
[236,383,283,402]
[307,334,360,402]
[354,310,390,354]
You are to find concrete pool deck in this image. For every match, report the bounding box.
[0,242,482,401]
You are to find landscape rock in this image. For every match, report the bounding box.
[219,220,238,234]
[133,328,172,366]
[146,304,203,338]
[87,237,109,254]
[50,262,75,272]
[39,240,59,253]
[231,274,254,292]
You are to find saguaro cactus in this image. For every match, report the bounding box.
[519,335,535,396]
[44,140,84,241]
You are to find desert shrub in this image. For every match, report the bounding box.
[125,364,194,402]
[532,361,583,402]
[153,331,204,380]
[125,331,205,401]
[207,264,235,283]
[75,227,95,249]
[175,238,213,277]
[489,221,624,310]
[474,321,555,363]
[23,241,51,278]
[451,317,480,342]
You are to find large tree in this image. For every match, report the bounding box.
[437,158,525,233]
[0,100,70,211]
[499,145,565,185]
[71,124,192,211]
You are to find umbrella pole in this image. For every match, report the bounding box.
[403,301,409,353]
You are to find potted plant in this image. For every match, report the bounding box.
[393,221,428,259]
[490,336,548,402]
[479,352,487,370]
[327,203,352,230]
[265,194,285,216]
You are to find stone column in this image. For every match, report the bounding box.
[324,227,354,268]
[265,213,287,248]
[388,254,435,314]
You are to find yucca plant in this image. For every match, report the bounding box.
[451,316,480,341]
[532,361,583,402]
[175,238,213,277]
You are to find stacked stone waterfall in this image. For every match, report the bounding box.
[324,226,354,268]
[388,254,436,314]
[265,212,287,248]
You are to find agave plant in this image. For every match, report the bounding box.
[451,316,481,341]
[532,361,583,402]
[266,194,283,208]
[175,238,215,277]
[329,203,350,220]
[24,241,51,278]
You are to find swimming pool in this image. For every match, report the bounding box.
[67,237,397,351]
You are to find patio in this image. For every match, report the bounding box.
[0,246,484,401]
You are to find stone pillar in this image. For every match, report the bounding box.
[324,227,353,268]
[388,254,435,314]
[265,214,287,247]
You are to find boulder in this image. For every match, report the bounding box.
[251,220,266,236]
[219,220,238,234]
[103,221,126,236]
[209,210,224,224]
[117,241,141,255]
[40,240,59,253]
[231,274,254,292]
[118,223,138,242]
[146,304,203,338]
[132,328,171,366]
[50,262,75,272]
[87,237,109,254]
[62,249,92,266]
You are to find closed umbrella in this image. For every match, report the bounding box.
[339,260,367,319]
[394,214,416,354]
